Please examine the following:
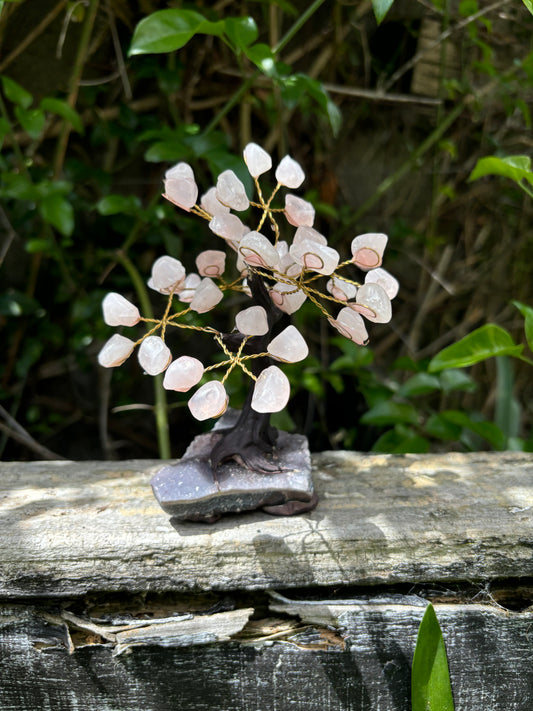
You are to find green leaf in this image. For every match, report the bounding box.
[441,410,506,449]
[360,400,419,426]
[412,604,455,711]
[39,193,74,236]
[372,0,396,24]
[521,0,533,15]
[397,373,441,397]
[1,75,32,108]
[129,9,224,56]
[469,155,533,195]
[0,116,11,143]
[244,43,278,77]
[224,17,258,50]
[15,106,45,138]
[0,171,38,200]
[96,194,141,216]
[428,324,523,372]
[439,369,476,393]
[372,425,429,453]
[40,97,84,133]
[512,300,533,352]
[424,413,462,441]
[280,73,341,135]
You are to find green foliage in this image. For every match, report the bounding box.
[428,325,524,372]
[411,604,455,711]
[372,0,396,25]
[469,155,533,198]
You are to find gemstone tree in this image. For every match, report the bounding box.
[98,143,398,472]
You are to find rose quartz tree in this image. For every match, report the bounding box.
[98,143,398,473]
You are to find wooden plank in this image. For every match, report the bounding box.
[1,451,532,597]
[1,598,532,710]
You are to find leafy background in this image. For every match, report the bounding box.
[1,0,532,461]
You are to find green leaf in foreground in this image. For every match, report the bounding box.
[521,0,533,16]
[1,75,32,108]
[40,97,84,133]
[428,324,523,372]
[129,9,224,55]
[412,603,455,711]
[512,300,533,352]
[372,0,396,24]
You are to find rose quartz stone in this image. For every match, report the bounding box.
[189,278,224,313]
[243,143,272,178]
[329,308,369,345]
[284,195,315,227]
[178,273,201,303]
[364,267,399,299]
[351,282,392,323]
[251,365,291,413]
[267,325,308,363]
[326,276,358,302]
[289,239,339,276]
[150,256,186,293]
[216,170,249,211]
[102,292,140,327]
[293,225,327,246]
[163,356,204,392]
[196,250,226,278]
[209,213,247,243]
[269,282,307,314]
[235,305,269,336]
[188,381,229,421]
[200,187,230,217]
[275,155,305,188]
[163,163,198,212]
[97,334,135,368]
[351,233,388,271]
[239,232,280,269]
[138,336,172,375]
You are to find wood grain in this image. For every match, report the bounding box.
[1,451,532,597]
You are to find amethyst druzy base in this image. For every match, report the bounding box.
[151,429,317,523]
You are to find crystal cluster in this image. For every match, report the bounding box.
[98,143,398,421]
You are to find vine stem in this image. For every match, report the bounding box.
[115,251,171,460]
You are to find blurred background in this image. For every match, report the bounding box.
[1,0,532,461]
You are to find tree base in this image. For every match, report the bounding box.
[151,420,317,523]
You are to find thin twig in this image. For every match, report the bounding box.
[0,405,67,460]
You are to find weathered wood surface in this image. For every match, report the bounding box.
[1,596,532,711]
[1,451,533,596]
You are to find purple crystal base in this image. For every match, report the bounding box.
[151,430,317,523]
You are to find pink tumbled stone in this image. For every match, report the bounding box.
[251,365,291,413]
[351,282,392,323]
[239,231,280,269]
[243,143,272,178]
[188,380,228,421]
[275,155,305,188]
[102,292,140,327]
[235,305,269,336]
[269,282,307,314]
[289,239,339,276]
[150,256,186,294]
[97,334,135,368]
[163,356,204,392]
[329,308,369,345]
[178,273,201,303]
[364,267,399,299]
[216,170,249,211]
[189,278,224,313]
[138,336,172,375]
[267,325,308,363]
[196,250,226,278]
[163,163,198,212]
[209,213,247,243]
[284,195,315,227]
[200,187,230,217]
[326,276,358,302]
[351,233,388,271]
[293,225,327,246]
